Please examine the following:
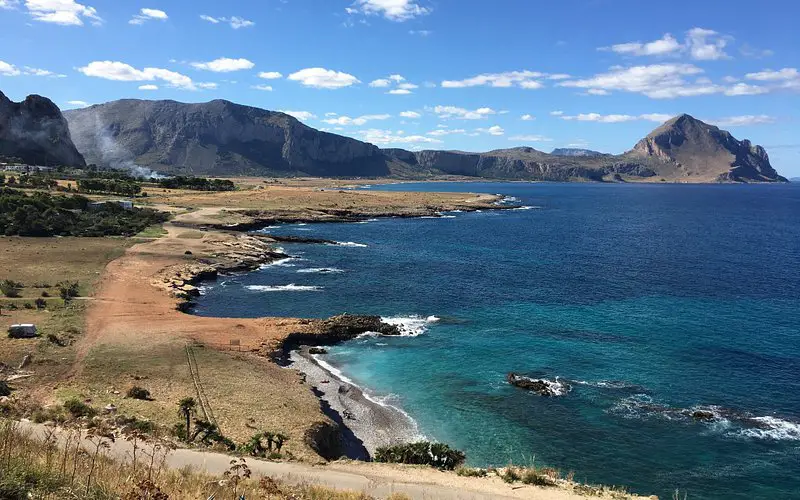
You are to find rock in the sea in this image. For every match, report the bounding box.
[507,372,571,397]
[691,410,717,422]
[308,347,329,355]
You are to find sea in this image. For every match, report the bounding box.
[194,182,800,500]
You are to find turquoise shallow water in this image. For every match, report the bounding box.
[195,183,800,499]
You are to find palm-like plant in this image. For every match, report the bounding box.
[177,397,196,442]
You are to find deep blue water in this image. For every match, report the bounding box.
[195,183,800,499]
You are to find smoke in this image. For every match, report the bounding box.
[70,112,165,179]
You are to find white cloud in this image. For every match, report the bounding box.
[509,135,553,142]
[744,67,800,91]
[604,34,682,57]
[557,63,724,99]
[24,0,102,26]
[66,100,89,107]
[258,71,282,80]
[138,84,158,90]
[0,1,19,10]
[585,88,610,96]
[322,114,391,126]
[476,125,504,136]
[686,28,730,61]
[746,68,799,81]
[371,75,419,94]
[433,105,497,120]
[709,115,775,127]
[409,29,432,36]
[191,57,254,73]
[78,61,211,91]
[603,28,730,61]
[427,128,466,136]
[441,70,546,89]
[23,66,66,77]
[550,110,564,116]
[724,83,768,96]
[559,113,673,123]
[279,110,317,121]
[200,15,254,29]
[400,111,421,118]
[358,128,442,145]
[288,67,360,89]
[251,84,273,91]
[348,0,430,22]
[129,8,167,25]
[521,114,535,121]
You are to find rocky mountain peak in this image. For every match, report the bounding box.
[0,91,85,166]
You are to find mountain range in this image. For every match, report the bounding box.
[0,91,787,183]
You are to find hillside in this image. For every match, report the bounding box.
[0,91,85,166]
[63,97,785,182]
[65,99,388,177]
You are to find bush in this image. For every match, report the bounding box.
[501,467,521,483]
[63,398,96,418]
[57,282,80,302]
[521,468,558,487]
[0,279,22,298]
[126,386,152,401]
[456,466,488,478]
[34,298,46,310]
[374,441,466,470]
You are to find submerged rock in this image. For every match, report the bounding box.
[507,372,571,397]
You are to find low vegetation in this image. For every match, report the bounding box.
[0,188,168,236]
[158,176,235,191]
[374,441,466,470]
[0,418,380,499]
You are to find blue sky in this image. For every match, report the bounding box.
[1,0,799,176]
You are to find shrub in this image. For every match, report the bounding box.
[57,281,80,302]
[374,441,466,470]
[0,280,22,298]
[521,469,557,486]
[63,398,96,418]
[23,303,34,310]
[456,466,488,478]
[501,467,521,483]
[34,298,46,310]
[126,386,152,401]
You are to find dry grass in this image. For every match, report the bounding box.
[71,340,327,461]
[0,418,375,499]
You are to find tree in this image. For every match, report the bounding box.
[0,279,22,298]
[57,281,80,302]
[178,397,196,442]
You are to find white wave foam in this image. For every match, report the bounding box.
[332,241,368,248]
[513,206,538,211]
[356,218,379,224]
[246,284,323,292]
[738,417,800,441]
[297,268,344,274]
[259,257,297,269]
[574,380,637,389]
[381,315,440,337]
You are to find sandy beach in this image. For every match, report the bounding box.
[289,347,422,459]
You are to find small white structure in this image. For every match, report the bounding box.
[8,324,37,339]
[88,200,134,210]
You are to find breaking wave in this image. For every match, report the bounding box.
[380,315,440,337]
[610,395,800,442]
[246,284,323,292]
[331,241,368,248]
[296,267,344,274]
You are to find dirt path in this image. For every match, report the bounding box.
[17,421,620,500]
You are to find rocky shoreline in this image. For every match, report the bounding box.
[289,348,422,458]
